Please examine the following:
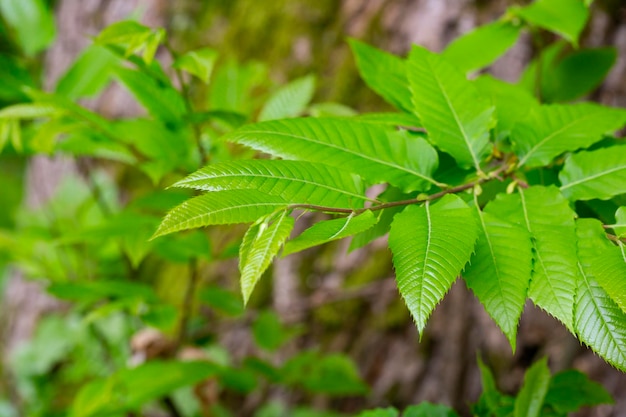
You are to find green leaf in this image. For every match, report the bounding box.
[259,75,316,121]
[252,310,296,351]
[115,68,187,125]
[403,403,459,417]
[513,103,626,168]
[475,357,513,415]
[198,286,244,316]
[408,46,493,171]
[541,47,616,102]
[357,409,398,417]
[153,190,288,238]
[574,219,626,371]
[309,102,357,118]
[348,39,412,113]
[56,45,120,99]
[463,208,532,351]
[474,75,539,145]
[512,0,589,46]
[485,186,578,332]
[513,358,551,417]
[559,146,626,201]
[389,195,478,334]
[545,369,613,413]
[0,103,63,120]
[442,20,522,73]
[356,112,422,128]
[0,0,56,55]
[173,160,367,209]
[173,47,218,83]
[208,59,268,114]
[592,240,626,316]
[95,21,164,63]
[240,211,294,304]
[224,118,442,192]
[611,207,626,237]
[283,210,378,256]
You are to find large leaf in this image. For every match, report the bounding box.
[485,186,578,332]
[463,208,532,350]
[442,20,521,73]
[559,145,626,201]
[592,240,626,316]
[153,190,288,238]
[55,45,120,99]
[389,195,478,334]
[574,219,626,371]
[408,46,493,171]
[173,160,367,209]
[240,211,294,304]
[513,358,551,417]
[224,118,442,191]
[513,103,626,167]
[348,39,412,113]
[512,0,589,46]
[283,210,378,256]
[258,75,316,121]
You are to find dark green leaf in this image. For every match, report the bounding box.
[513,358,551,417]
[0,0,55,55]
[545,370,613,413]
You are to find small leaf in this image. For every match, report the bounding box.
[611,207,626,237]
[173,160,367,209]
[513,103,626,168]
[224,118,442,192]
[356,409,399,417]
[349,39,412,113]
[240,211,294,304]
[442,20,522,73]
[545,369,613,413]
[0,103,63,120]
[173,47,218,83]
[153,190,288,238]
[283,210,378,256]
[463,208,532,350]
[252,310,296,351]
[259,75,316,121]
[198,286,244,317]
[559,145,626,201]
[408,45,493,171]
[512,0,589,46]
[389,195,478,334]
[513,358,551,417]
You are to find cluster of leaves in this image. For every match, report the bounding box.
[0,0,623,416]
[153,0,626,372]
[0,2,367,416]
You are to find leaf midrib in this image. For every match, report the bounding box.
[518,110,604,167]
[560,164,626,191]
[234,129,440,186]
[426,57,481,171]
[176,172,369,202]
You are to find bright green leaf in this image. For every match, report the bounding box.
[259,75,316,121]
[592,240,626,316]
[153,190,288,238]
[512,0,589,46]
[443,20,522,73]
[463,208,532,351]
[56,45,120,99]
[173,47,218,83]
[349,39,412,113]
[559,145,626,201]
[224,118,442,192]
[408,45,493,171]
[485,186,578,332]
[389,195,478,334]
[514,103,626,168]
[173,160,367,209]
[574,219,626,371]
[611,207,626,237]
[513,358,551,417]
[0,0,56,55]
[283,210,378,256]
[403,403,459,417]
[240,211,294,304]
